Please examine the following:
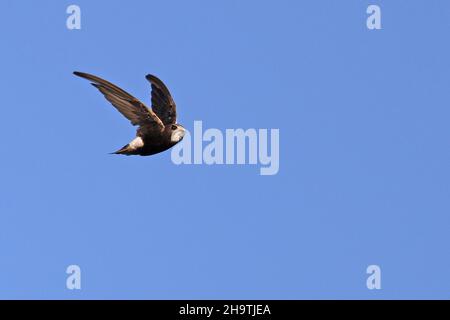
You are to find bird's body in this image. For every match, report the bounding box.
[73,71,185,156]
[113,126,181,156]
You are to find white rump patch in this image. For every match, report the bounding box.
[129,137,144,150]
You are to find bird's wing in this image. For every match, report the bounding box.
[74,72,165,131]
[145,74,177,125]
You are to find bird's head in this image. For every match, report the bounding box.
[170,124,186,143]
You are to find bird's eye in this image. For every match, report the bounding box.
[171,125,177,130]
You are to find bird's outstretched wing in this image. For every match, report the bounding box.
[146,74,177,125]
[74,72,165,131]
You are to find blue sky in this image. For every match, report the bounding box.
[0,0,449,299]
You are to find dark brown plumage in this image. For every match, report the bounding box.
[74,71,185,156]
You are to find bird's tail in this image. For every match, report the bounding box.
[110,144,131,155]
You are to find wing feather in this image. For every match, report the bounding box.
[74,72,164,130]
[145,74,177,125]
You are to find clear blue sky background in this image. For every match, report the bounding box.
[0,0,449,299]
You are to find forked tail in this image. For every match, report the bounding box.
[111,144,131,155]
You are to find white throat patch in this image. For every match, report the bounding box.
[171,128,185,143]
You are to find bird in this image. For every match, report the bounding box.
[73,71,185,156]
